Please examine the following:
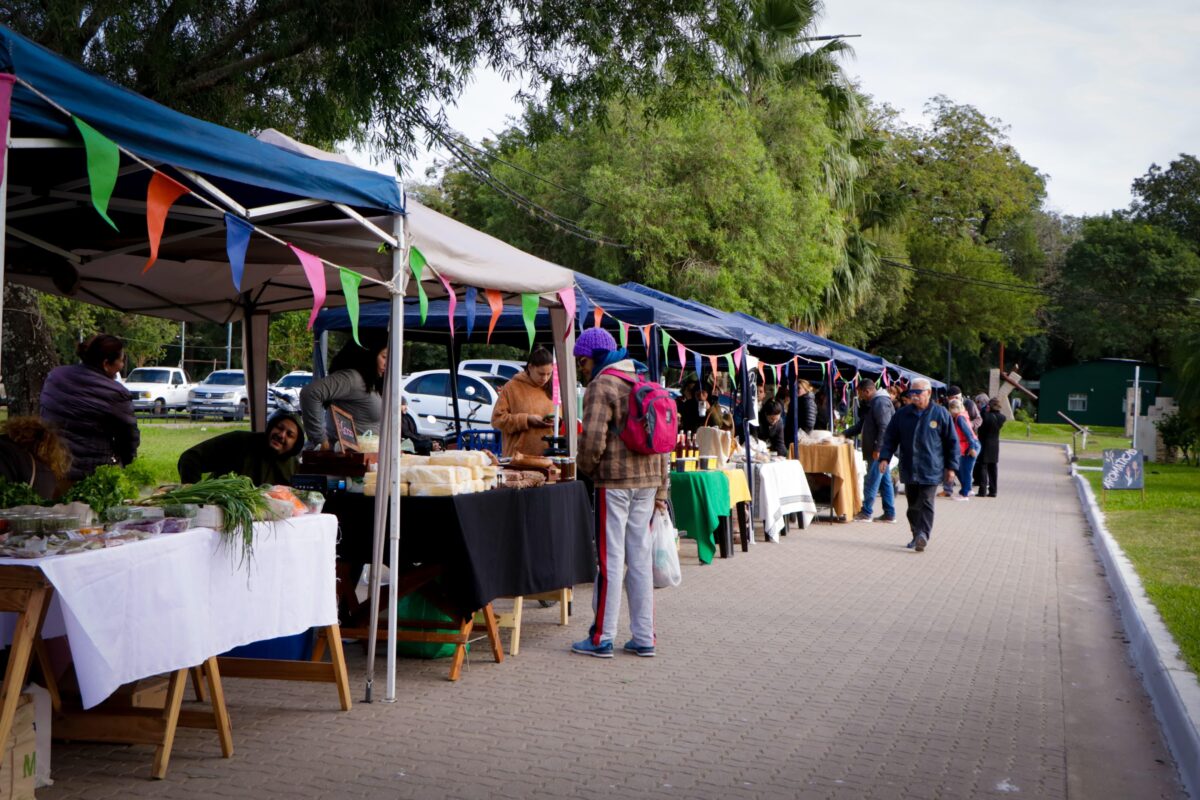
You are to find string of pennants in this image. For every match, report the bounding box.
[2,73,571,351]
[577,289,884,394]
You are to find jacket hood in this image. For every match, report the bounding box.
[266,409,306,459]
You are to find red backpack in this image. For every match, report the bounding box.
[600,369,679,454]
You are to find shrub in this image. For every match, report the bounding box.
[1156,411,1199,465]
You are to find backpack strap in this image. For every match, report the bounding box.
[599,367,636,383]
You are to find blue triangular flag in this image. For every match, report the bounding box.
[578,295,588,332]
[224,213,253,292]
[464,286,478,339]
[693,351,703,382]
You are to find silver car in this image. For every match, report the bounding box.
[187,369,249,420]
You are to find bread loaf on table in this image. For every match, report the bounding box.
[510,453,553,471]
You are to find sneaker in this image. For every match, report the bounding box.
[938,490,953,497]
[875,515,898,524]
[906,538,917,549]
[623,640,656,658]
[951,495,969,502]
[852,511,873,522]
[914,534,928,552]
[571,637,614,658]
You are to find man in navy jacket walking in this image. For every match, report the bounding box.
[877,378,959,552]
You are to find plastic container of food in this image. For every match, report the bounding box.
[160,517,192,533]
[112,518,164,535]
[161,503,198,519]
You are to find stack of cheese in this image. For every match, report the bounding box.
[400,450,499,496]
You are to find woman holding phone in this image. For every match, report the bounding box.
[491,346,556,457]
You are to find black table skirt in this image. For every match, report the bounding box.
[324,482,596,617]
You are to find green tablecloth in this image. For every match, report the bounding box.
[670,471,731,565]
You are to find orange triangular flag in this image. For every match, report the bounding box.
[708,354,719,379]
[593,306,604,328]
[143,172,190,272]
[486,289,504,343]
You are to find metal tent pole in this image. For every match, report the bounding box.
[385,213,407,702]
[0,115,9,376]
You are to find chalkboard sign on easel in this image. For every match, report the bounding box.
[1101,448,1144,505]
[330,404,358,452]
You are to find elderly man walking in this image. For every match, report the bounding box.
[877,379,959,552]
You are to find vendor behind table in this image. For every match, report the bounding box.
[0,416,73,500]
[300,332,387,449]
[39,333,140,481]
[177,409,305,485]
[491,346,555,458]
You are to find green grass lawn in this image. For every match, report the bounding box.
[132,421,248,484]
[1080,459,1200,675]
[1003,421,1128,458]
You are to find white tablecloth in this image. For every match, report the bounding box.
[0,514,337,709]
[753,460,817,541]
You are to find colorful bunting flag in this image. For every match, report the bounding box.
[693,352,703,381]
[558,288,576,341]
[707,354,719,380]
[0,75,15,189]
[521,293,538,350]
[438,274,456,339]
[792,356,799,378]
[593,307,604,329]
[640,325,651,351]
[882,369,891,387]
[485,289,503,343]
[465,287,478,339]
[578,295,588,332]
[676,341,686,372]
[725,352,736,379]
[409,246,428,325]
[660,328,670,368]
[73,116,120,230]
[340,268,363,346]
[618,321,628,348]
[551,362,561,407]
[755,363,765,388]
[773,363,782,386]
[224,214,253,292]
[143,172,189,272]
[287,244,326,330]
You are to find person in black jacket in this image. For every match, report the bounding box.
[39,334,139,481]
[975,397,1006,497]
[401,396,440,455]
[795,379,817,435]
[757,400,787,457]
[676,378,709,434]
[843,382,897,522]
[178,410,305,485]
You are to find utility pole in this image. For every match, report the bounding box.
[226,323,233,370]
[179,322,185,370]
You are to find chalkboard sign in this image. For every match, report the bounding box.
[330,404,358,452]
[1102,448,1143,490]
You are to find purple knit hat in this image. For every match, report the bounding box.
[573,327,617,357]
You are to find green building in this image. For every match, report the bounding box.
[1037,359,1168,428]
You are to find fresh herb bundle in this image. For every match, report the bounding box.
[0,478,48,509]
[62,465,139,514]
[142,474,270,564]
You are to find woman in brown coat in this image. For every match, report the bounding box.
[491,347,556,457]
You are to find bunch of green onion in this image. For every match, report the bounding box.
[142,474,270,564]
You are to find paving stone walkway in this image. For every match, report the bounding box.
[40,442,1185,799]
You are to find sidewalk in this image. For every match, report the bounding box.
[41,442,1185,799]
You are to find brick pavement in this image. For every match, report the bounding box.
[39,442,1185,799]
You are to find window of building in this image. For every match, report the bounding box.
[1068,393,1088,412]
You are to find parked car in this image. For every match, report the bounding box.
[268,370,313,412]
[187,369,249,420]
[459,359,524,381]
[400,370,500,436]
[121,366,193,414]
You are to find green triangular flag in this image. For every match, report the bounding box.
[340,268,363,346]
[521,293,539,351]
[618,322,627,349]
[73,117,120,231]
[410,246,428,324]
[725,352,736,377]
[660,328,670,369]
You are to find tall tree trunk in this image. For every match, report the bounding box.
[2,284,59,416]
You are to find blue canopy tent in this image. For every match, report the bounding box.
[0,25,580,703]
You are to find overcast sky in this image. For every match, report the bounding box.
[365,0,1200,217]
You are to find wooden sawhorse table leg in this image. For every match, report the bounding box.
[0,567,52,756]
[219,625,352,711]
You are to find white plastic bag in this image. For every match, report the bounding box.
[651,509,682,588]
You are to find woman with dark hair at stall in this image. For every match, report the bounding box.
[40,333,139,481]
[0,417,73,500]
[492,346,556,457]
[300,332,387,448]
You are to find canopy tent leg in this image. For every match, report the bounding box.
[0,116,9,379]
[741,356,753,494]
[385,213,408,703]
[242,308,270,431]
[790,360,801,458]
[549,307,578,457]
[447,341,462,438]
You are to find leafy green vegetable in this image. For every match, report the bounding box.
[62,465,139,515]
[0,478,48,509]
[142,474,270,565]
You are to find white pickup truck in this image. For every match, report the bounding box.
[122,366,194,414]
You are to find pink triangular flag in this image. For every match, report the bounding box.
[675,341,686,371]
[288,244,326,329]
[438,273,456,338]
[558,288,576,341]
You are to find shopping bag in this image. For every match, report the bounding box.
[651,509,682,588]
